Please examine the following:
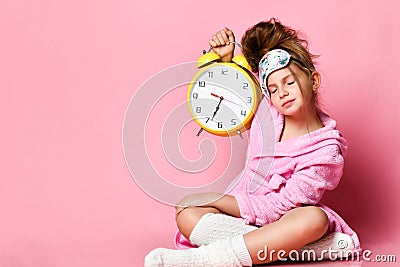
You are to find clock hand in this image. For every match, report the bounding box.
[196,96,223,136]
[211,96,223,121]
[210,93,247,108]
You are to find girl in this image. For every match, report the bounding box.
[145,18,361,266]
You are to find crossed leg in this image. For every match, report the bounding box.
[177,205,329,265]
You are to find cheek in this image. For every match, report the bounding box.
[300,89,314,104]
[299,79,313,95]
[270,96,279,107]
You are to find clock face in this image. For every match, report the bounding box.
[187,64,260,136]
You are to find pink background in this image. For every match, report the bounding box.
[1,0,399,266]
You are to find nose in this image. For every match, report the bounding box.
[278,87,289,98]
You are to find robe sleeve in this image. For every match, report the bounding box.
[233,145,344,226]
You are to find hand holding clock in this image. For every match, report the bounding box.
[189,27,261,137]
[209,27,235,62]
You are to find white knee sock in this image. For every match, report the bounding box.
[189,213,258,246]
[297,232,355,260]
[144,235,253,267]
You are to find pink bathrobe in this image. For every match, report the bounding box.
[175,98,361,253]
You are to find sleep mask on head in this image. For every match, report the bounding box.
[258,49,304,98]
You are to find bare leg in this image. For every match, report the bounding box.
[145,206,331,266]
[177,205,329,262]
[176,206,221,239]
[244,206,329,265]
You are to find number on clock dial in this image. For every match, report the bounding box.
[189,65,254,131]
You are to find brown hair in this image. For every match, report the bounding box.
[241,18,321,110]
[241,18,317,74]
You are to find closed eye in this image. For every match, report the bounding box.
[287,81,295,85]
[269,88,277,94]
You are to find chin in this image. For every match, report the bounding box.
[280,106,300,116]
[281,106,303,116]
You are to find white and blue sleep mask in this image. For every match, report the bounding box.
[258,49,305,98]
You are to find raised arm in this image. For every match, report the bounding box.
[209,27,235,62]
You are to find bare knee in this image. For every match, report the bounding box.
[176,207,219,240]
[176,207,200,238]
[282,206,329,244]
[298,206,329,242]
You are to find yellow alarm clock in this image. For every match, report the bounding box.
[187,50,262,137]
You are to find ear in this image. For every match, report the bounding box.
[310,71,321,91]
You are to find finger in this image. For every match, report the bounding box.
[216,32,227,46]
[209,39,218,48]
[219,30,231,45]
[176,207,183,213]
[218,27,235,43]
[211,35,222,46]
[175,208,183,217]
[175,200,186,208]
[224,28,235,42]
[175,207,188,218]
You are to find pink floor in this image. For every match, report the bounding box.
[136,204,399,266]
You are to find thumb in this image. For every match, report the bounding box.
[224,28,235,43]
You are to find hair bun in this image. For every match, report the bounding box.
[241,18,316,73]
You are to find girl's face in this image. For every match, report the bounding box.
[267,63,319,117]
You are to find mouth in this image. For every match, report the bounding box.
[282,99,295,108]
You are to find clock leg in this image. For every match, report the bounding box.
[196,128,204,137]
[237,130,243,139]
